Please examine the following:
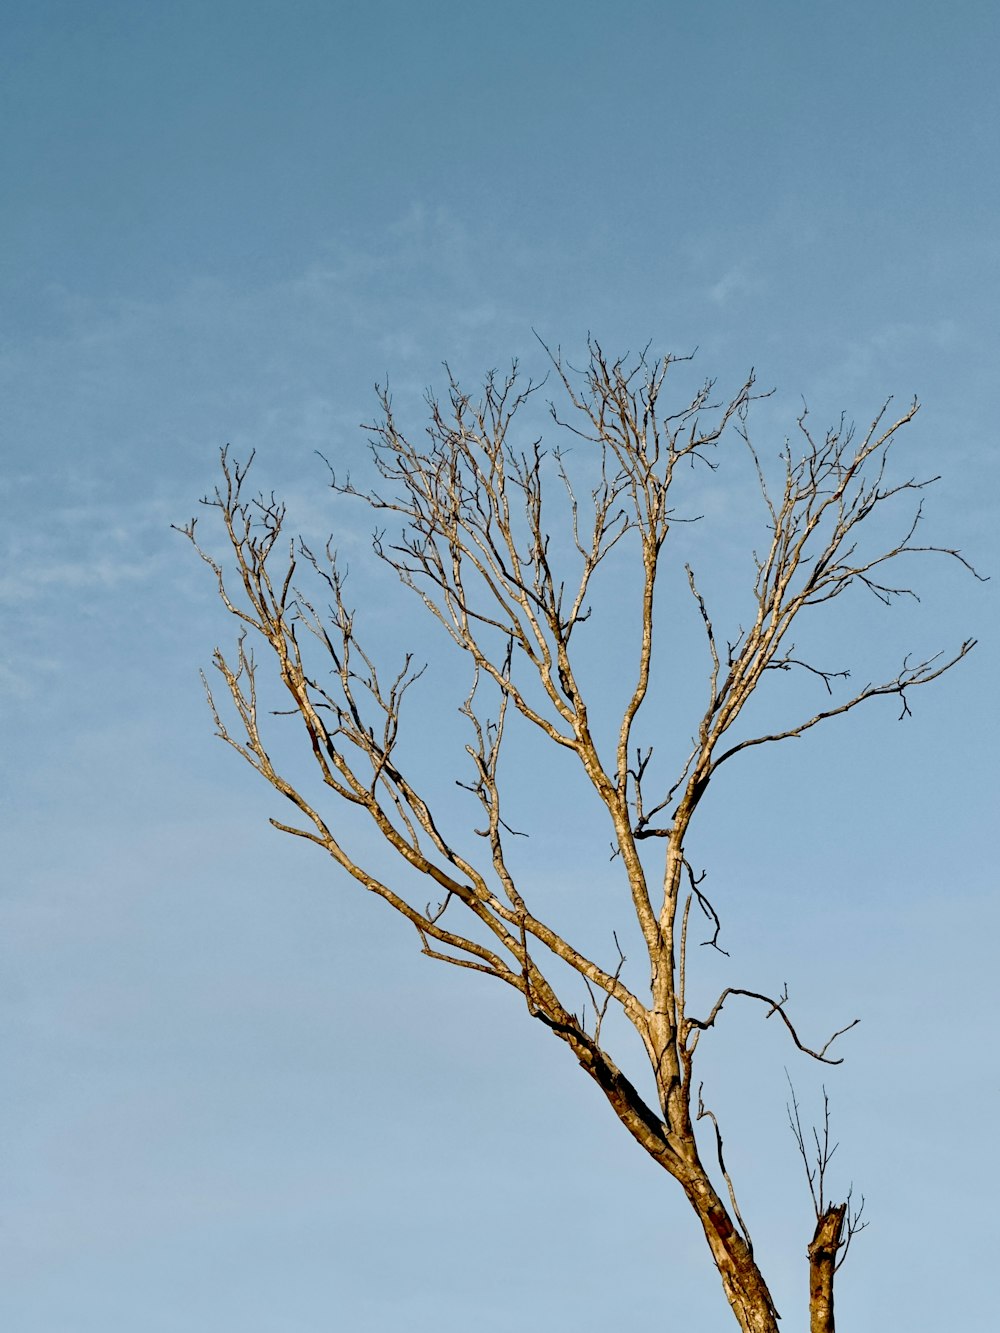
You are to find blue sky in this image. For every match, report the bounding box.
[1,3,997,1330]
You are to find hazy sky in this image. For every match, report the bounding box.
[2,3,997,1331]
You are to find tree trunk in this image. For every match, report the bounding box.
[808,1203,846,1333]
[705,1225,781,1333]
[684,1174,781,1333]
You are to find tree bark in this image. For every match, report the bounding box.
[682,1174,781,1333]
[808,1203,846,1333]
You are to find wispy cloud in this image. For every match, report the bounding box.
[708,266,763,307]
[0,493,174,603]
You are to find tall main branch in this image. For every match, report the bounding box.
[180,339,979,1333]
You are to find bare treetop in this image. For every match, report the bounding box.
[179,338,981,1333]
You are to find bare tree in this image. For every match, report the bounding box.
[179,339,979,1332]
